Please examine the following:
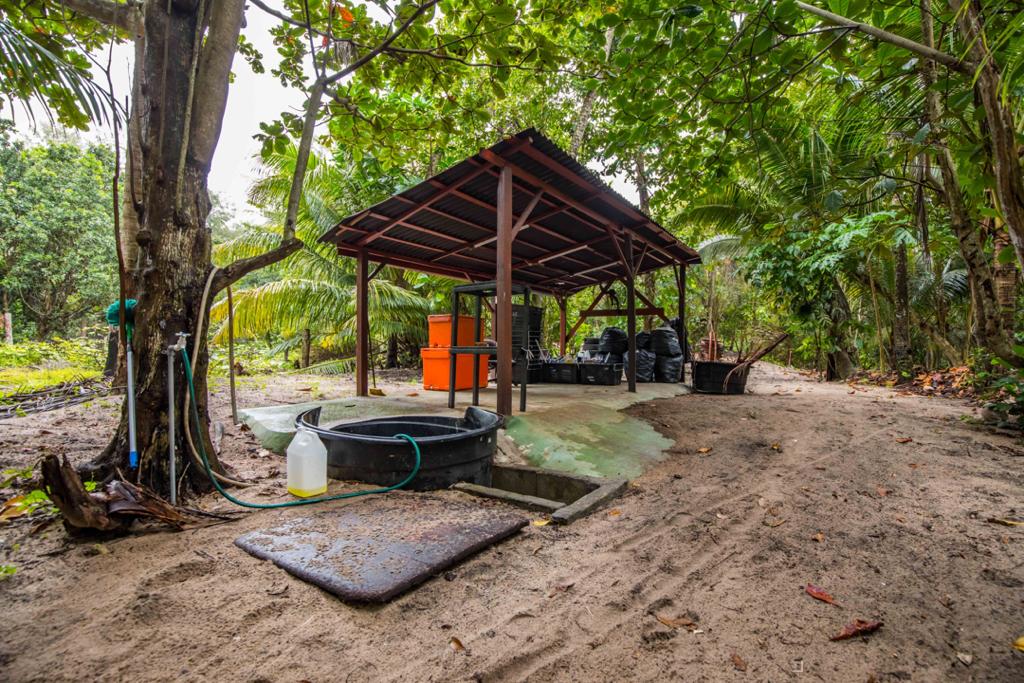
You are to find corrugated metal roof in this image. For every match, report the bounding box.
[321,128,699,293]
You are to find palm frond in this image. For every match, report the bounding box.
[0,20,114,126]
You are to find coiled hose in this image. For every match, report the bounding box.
[181,347,420,509]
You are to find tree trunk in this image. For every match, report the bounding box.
[892,243,912,374]
[918,8,1020,366]
[301,327,311,368]
[949,0,1024,272]
[991,220,1018,329]
[825,280,855,381]
[1,289,12,344]
[569,27,615,156]
[86,0,247,492]
[868,268,887,371]
[386,334,399,368]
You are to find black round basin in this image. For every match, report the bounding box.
[295,406,502,491]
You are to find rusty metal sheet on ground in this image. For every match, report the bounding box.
[234,495,527,603]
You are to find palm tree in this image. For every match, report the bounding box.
[210,146,437,373]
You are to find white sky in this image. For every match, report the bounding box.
[10,1,638,222]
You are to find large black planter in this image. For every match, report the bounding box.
[691,360,749,394]
[296,406,502,490]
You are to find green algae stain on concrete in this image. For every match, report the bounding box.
[504,401,673,479]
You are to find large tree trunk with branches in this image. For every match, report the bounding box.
[62,0,431,498]
[83,0,251,493]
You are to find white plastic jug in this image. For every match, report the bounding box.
[286,427,328,497]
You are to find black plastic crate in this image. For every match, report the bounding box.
[512,360,544,385]
[578,363,623,386]
[544,362,578,384]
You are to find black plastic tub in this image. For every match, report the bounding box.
[295,406,502,491]
[691,360,749,394]
[544,362,578,384]
[578,363,623,385]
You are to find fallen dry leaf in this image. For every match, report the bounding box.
[830,619,883,641]
[909,463,922,469]
[730,653,748,672]
[448,637,466,653]
[656,613,697,630]
[805,584,841,607]
[813,532,825,543]
[876,487,889,497]
[770,443,782,451]
[956,652,973,666]
[531,519,550,526]
[985,517,1024,527]
[608,508,622,517]
[697,447,713,454]
[548,582,575,597]
[895,437,913,444]
[406,392,419,397]
[0,496,30,522]
[1014,635,1024,652]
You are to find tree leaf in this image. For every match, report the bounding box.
[805,583,842,606]
[830,619,883,640]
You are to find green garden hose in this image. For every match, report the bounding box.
[180,347,420,509]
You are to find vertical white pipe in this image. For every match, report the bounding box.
[167,349,176,505]
[126,344,138,468]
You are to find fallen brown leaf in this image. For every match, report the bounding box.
[731,653,747,671]
[805,584,841,607]
[0,496,29,521]
[770,442,782,451]
[448,637,466,653]
[830,619,883,641]
[608,508,622,517]
[895,437,913,444]
[697,447,712,454]
[876,487,889,497]
[985,517,1024,527]
[812,532,825,543]
[656,613,697,630]
[548,582,575,597]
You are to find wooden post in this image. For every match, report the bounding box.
[625,233,637,393]
[520,287,530,413]
[447,290,459,409]
[472,294,482,406]
[558,296,567,357]
[226,285,238,425]
[677,265,688,361]
[355,248,369,396]
[496,166,514,416]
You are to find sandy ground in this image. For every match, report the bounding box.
[1,364,1022,682]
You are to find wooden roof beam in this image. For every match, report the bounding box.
[478,149,689,266]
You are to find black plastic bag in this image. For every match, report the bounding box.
[635,331,651,351]
[650,326,682,357]
[655,354,684,383]
[599,326,628,355]
[624,348,656,382]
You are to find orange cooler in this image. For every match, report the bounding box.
[421,347,489,391]
[427,314,481,347]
